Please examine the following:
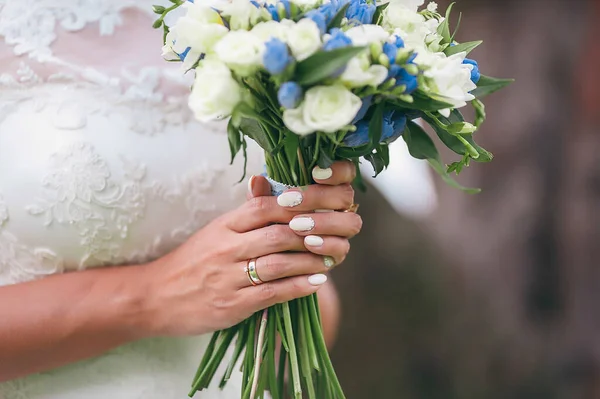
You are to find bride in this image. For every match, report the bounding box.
[0,1,363,398]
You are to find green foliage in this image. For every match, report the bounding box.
[403,121,480,193]
[327,3,351,30]
[437,2,455,44]
[295,47,365,86]
[471,75,515,98]
[444,40,482,56]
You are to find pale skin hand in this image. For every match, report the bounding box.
[0,161,359,382]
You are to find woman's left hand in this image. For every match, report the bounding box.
[247,160,359,345]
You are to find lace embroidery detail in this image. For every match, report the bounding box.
[0,196,63,285]
[25,143,147,268]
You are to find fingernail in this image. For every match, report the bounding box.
[323,256,336,269]
[308,274,328,286]
[277,191,303,207]
[312,166,333,181]
[247,176,255,196]
[304,235,324,247]
[289,217,315,232]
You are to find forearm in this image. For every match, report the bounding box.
[0,264,152,381]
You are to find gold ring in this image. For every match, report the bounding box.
[246,258,264,286]
[344,203,360,213]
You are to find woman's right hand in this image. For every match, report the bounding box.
[137,167,361,337]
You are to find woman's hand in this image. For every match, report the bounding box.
[140,161,361,337]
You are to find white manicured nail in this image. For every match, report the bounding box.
[247,176,255,196]
[277,191,303,207]
[312,166,333,181]
[304,235,324,247]
[289,217,315,232]
[308,274,328,286]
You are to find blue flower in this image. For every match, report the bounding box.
[343,109,408,147]
[323,28,352,51]
[318,3,338,24]
[346,0,375,25]
[266,4,280,20]
[343,120,370,147]
[263,39,292,75]
[462,58,481,84]
[383,42,399,64]
[305,10,327,35]
[395,68,418,94]
[352,95,372,123]
[381,110,407,143]
[279,0,292,17]
[278,82,303,109]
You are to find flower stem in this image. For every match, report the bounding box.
[282,302,302,399]
[250,309,269,399]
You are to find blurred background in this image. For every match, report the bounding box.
[330,0,600,398]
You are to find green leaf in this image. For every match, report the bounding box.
[327,2,350,30]
[295,46,365,86]
[450,11,462,42]
[444,40,482,56]
[317,151,334,169]
[379,143,390,167]
[364,152,385,177]
[352,159,368,192]
[369,102,384,147]
[437,2,455,44]
[389,92,454,112]
[231,102,263,127]
[372,2,389,24]
[472,98,486,128]
[471,75,514,98]
[227,119,242,165]
[336,144,375,158]
[239,118,273,151]
[423,112,493,163]
[403,121,481,193]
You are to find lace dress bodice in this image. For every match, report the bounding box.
[0,1,263,397]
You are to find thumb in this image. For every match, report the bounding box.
[246,175,272,199]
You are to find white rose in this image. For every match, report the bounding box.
[214,31,265,76]
[169,2,228,58]
[340,54,388,88]
[188,58,242,122]
[292,0,321,9]
[283,85,363,135]
[221,0,263,30]
[251,20,288,42]
[345,25,390,46]
[387,0,425,12]
[420,51,476,115]
[285,19,322,61]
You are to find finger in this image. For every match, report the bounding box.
[234,252,334,288]
[238,274,328,313]
[302,235,350,266]
[288,212,362,238]
[227,196,301,233]
[276,184,354,212]
[311,161,356,186]
[237,224,306,260]
[246,175,272,200]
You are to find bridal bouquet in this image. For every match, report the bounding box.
[154,0,511,397]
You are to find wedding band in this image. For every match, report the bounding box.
[246,259,264,286]
[344,203,360,213]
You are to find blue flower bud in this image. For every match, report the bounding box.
[462,58,481,84]
[278,82,303,109]
[318,3,337,24]
[305,10,327,35]
[263,39,292,75]
[279,0,291,17]
[323,28,352,51]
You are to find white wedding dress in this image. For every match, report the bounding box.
[0,1,264,398]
